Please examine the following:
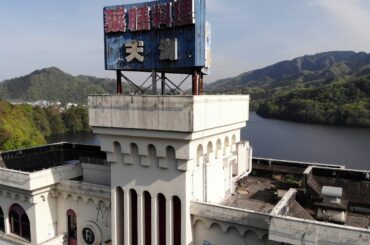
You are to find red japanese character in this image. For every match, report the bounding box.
[152,3,172,29]
[128,6,151,32]
[174,0,194,27]
[104,7,127,33]
[128,8,137,32]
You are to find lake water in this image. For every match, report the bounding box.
[48,112,370,170]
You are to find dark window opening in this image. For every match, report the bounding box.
[158,194,166,245]
[21,214,30,241]
[131,189,138,245]
[67,209,77,245]
[9,204,31,241]
[144,191,152,245]
[173,196,181,245]
[116,187,124,244]
[9,211,20,235]
[0,207,4,232]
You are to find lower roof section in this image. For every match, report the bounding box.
[1,143,106,172]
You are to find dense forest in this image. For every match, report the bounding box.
[0,100,90,151]
[257,76,370,127]
[207,51,370,127]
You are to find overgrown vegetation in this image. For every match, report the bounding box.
[0,100,90,151]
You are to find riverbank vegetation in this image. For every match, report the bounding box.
[257,77,370,127]
[0,100,90,151]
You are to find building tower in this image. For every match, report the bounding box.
[89,95,251,245]
[97,0,252,244]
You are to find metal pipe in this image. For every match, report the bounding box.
[199,73,204,95]
[152,70,157,95]
[192,70,199,95]
[116,70,122,94]
[161,72,165,95]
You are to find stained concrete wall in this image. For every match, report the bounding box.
[88,95,249,133]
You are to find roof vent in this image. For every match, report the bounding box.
[321,186,342,204]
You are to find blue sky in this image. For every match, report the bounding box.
[1,0,370,83]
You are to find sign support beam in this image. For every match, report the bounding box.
[116,70,123,94]
[152,70,157,95]
[161,72,166,95]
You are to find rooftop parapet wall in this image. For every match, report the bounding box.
[0,163,82,191]
[269,215,370,245]
[88,95,249,132]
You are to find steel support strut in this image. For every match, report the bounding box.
[116,70,123,94]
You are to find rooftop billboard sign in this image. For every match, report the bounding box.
[104,0,208,74]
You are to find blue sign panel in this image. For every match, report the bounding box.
[104,0,206,74]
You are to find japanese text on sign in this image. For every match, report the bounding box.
[104,0,194,33]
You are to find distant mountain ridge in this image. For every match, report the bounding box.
[206,51,370,127]
[0,67,119,104]
[207,51,370,92]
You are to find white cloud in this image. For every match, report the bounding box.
[309,0,370,49]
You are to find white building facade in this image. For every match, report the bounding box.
[0,95,369,245]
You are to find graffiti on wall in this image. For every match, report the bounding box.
[96,201,111,227]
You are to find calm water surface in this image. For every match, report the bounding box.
[48,112,370,170]
[243,112,370,170]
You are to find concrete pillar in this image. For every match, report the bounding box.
[124,191,131,245]
[151,195,158,245]
[166,198,173,245]
[4,211,10,235]
[112,189,118,245]
[138,193,144,245]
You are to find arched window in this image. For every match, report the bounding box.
[224,137,230,155]
[157,194,166,245]
[113,142,123,163]
[143,191,151,245]
[216,139,222,159]
[231,135,236,152]
[207,142,213,162]
[196,145,203,166]
[148,144,158,165]
[67,209,77,245]
[172,196,181,245]
[166,146,176,168]
[0,206,4,232]
[9,204,31,241]
[21,214,30,241]
[130,189,138,245]
[130,143,140,165]
[115,187,124,245]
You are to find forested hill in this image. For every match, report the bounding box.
[207,51,370,93]
[257,76,370,127]
[0,67,120,104]
[207,51,370,127]
[0,100,90,151]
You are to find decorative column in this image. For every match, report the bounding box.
[124,191,131,245]
[151,195,158,245]
[166,197,173,245]
[137,193,144,245]
[111,189,118,245]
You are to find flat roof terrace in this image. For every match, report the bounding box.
[222,176,278,213]
[1,143,106,172]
